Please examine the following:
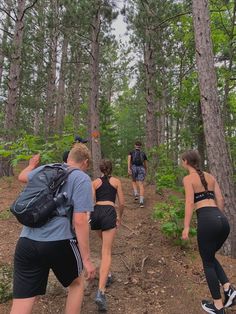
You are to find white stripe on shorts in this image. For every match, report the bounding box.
[70,239,83,277]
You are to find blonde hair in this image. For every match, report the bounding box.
[68,143,91,164]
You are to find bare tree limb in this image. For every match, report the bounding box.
[0,7,16,22]
[21,0,38,20]
[153,11,192,31]
[0,27,13,38]
[153,8,228,31]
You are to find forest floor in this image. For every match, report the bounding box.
[0,174,236,314]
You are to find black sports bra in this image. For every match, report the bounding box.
[194,190,215,203]
[96,176,117,203]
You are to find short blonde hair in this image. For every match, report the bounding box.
[68,143,91,164]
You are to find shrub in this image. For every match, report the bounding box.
[152,195,197,247]
[0,265,13,303]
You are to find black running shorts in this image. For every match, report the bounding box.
[90,205,117,231]
[13,237,83,298]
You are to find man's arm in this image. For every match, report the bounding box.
[71,177,96,280]
[128,154,132,175]
[143,159,147,171]
[18,154,40,183]
[73,212,95,280]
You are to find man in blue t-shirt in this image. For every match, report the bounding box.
[128,141,148,208]
[10,144,95,314]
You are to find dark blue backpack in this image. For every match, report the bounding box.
[10,164,77,228]
[131,150,145,166]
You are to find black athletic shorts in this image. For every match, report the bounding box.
[90,205,117,231]
[13,237,83,298]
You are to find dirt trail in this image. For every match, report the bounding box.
[0,177,236,314]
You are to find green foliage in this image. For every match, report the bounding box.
[0,132,83,166]
[0,209,12,220]
[0,264,13,303]
[152,195,197,247]
[151,145,185,193]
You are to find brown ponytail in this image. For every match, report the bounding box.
[99,159,113,177]
[194,167,208,191]
[182,150,208,191]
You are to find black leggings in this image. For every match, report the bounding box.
[197,207,230,299]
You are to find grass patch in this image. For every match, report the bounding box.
[0,264,13,303]
[0,209,12,220]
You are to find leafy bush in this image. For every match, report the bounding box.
[0,132,81,166]
[152,195,197,247]
[148,144,186,193]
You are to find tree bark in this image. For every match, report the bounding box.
[222,1,236,138]
[55,36,68,133]
[44,0,58,137]
[72,49,83,132]
[4,0,26,138]
[192,0,236,257]
[88,5,102,178]
[144,29,158,149]
[0,2,11,86]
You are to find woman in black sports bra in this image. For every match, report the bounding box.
[90,159,124,312]
[181,150,236,314]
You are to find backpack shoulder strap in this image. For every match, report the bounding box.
[49,165,79,192]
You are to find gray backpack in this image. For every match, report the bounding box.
[10,164,77,228]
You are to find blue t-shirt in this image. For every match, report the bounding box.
[20,165,93,241]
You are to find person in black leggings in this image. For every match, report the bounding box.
[181,150,236,314]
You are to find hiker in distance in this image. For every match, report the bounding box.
[128,141,148,207]
[62,135,88,163]
[90,159,125,311]
[181,149,236,314]
[10,144,96,314]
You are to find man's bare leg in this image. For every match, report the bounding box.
[65,275,85,314]
[138,181,145,206]
[132,181,138,198]
[10,297,36,314]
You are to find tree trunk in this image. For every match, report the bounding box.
[55,36,68,133]
[33,0,45,136]
[222,1,236,138]
[144,29,158,149]
[72,48,82,132]
[44,0,58,137]
[4,0,26,137]
[192,0,236,257]
[0,2,11,86]
[89,6,102,178]
[196,101,205,169]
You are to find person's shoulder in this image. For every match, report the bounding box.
[110,176,121,184]
[29,165,45,176]
[69,169,91,182]
[93,177,101,184]
[182,174,192,184]
[203,171,215,181]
